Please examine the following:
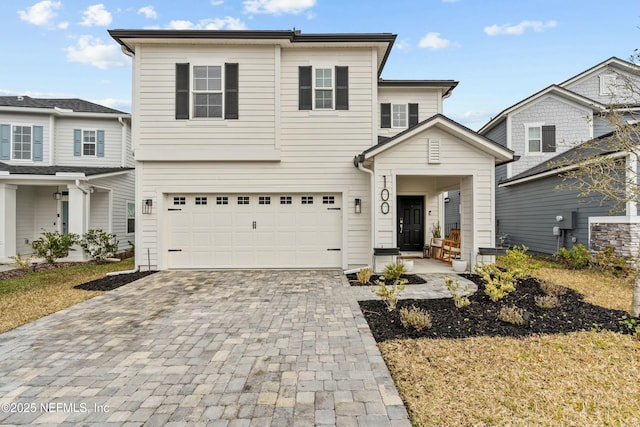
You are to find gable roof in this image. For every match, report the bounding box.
[478,84,607,135]
[0,96,128,115]
[499,127,638,187]
[109,29,397,77]
[559,56,640,88]
[358,113,514,165]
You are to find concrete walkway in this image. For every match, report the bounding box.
[0,270,428,426]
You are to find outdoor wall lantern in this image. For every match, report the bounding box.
[143,199,153,214]
[53,187,62,200]
[354,198,362,214]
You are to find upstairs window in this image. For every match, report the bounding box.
[175,63,239,120]
[73,129,104,157]
[299,66,348,111]
[12,125,32,160]
[526,124,556,154]
[381,103,419,128]
[83,130,96,156]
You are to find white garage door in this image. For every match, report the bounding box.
[165,193,342,268]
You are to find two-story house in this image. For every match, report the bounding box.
[109,29,513,271]
[0,96,134,263]
[476,57,640,256]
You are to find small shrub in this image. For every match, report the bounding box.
[383,262,406,281]
[593,246,631,277]
[555,244,591,270]
[539,280,567,296]
[400,305,432,331]
[444,276,473,308]
[80,229,119,261]
[356,267,373,285]
[31,231,79,264]
[619,316,640,339]
[474,263,516,302]
[372,277,407,312]
[9,253,32,271]
[498,245,537,280]
[535,295,560,309]
[498,305,526,325]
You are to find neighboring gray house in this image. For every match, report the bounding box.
[472,57,640,255]
[0,96,134,262]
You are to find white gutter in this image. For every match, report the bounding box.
[107,265,139,276]
[353,158,375,272]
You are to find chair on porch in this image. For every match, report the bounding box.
[440,228,461,264]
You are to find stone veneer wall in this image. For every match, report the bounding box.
[590,221,640,260]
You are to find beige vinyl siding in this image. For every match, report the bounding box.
[0,112,50,164]
[377,87,441,139]
[372,128,496,260]
[54,117,125,167]
[134,45,278,159]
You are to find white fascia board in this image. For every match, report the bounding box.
[86,169,133,180]
[55,172,87,178]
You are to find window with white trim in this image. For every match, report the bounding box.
[525,124,556,154]
[237,196,250,205]
[83,130,96,156]
[527,126,542,153]
[12,125,32,160]
[126,201,135,233]
[392,104,407,128]
[315,68,333,109]
[193,65,222,118]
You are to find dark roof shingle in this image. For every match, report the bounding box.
[0,96,128,114]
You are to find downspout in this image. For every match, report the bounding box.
[350,154,375,272]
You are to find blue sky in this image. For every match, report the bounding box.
[1,0,639,130]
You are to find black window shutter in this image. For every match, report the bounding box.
[542,125,556,152]
[335,66,349,110]
[409,103,419,127]
[299,66,312,110]
[175,63,190,120]
[225,63,239,119]
[381,103,391,128]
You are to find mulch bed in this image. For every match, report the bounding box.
[74,270,157,291]
[359,274,639,341]
[346,273,427,286]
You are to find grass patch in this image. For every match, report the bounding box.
[377,262,640,426]
[0,258,134,334]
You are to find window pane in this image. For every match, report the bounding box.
[315,68,332,88]
[127,218,135,233]
[83,144,96,156]
[194,93,222,118]
[528,127,541,139]
[12,126,32,159]
[392,104,407,127]
[127,202,135,218]
[315,89,333,109]
[528,127,541,152]
[194,66,221,91]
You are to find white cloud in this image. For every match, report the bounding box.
[418,32,452,50]
[394,39,411,52]
[58,21,69,29]
[166,17,246,30]
[211,0,224,5]
[138,6,157,19]
[17,0,62,26]
[93,98,131,110]
[80,4,112,27]
[484,20,558,36]
[243,0,315,15]
[65,35,129,69]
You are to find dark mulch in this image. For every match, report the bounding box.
[346,273,427,286]
[74,270,157,291]
[359,274,639,342]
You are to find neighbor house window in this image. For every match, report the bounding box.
[12,125,32,160]
[126,201,135,233]
[526,124,556,154]
[83,130,96,156]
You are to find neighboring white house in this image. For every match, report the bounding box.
[0,96,134,262]
[109,29,513,271]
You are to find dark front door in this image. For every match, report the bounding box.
[397,196,424,251]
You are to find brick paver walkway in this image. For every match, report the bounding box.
[0,270,411,426]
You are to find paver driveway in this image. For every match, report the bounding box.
[0,270,410,426]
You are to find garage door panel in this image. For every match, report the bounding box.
[166,193,341,268]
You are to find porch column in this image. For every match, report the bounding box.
[0,184,17,262]
[67,184,89,261]
[626,152,638,216]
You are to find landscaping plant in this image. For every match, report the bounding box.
[9,254,32,271]
[444,276,473,308]
[382,262,406,280]
[535,294,560,309]
[498,305,526,325]
[371,276,407,312]
[80,229,119,261]
[593,246,631,277]
[355,267,373,285]
[399,305,432,331]
[555,244,591,270]
[31,231,79,264]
